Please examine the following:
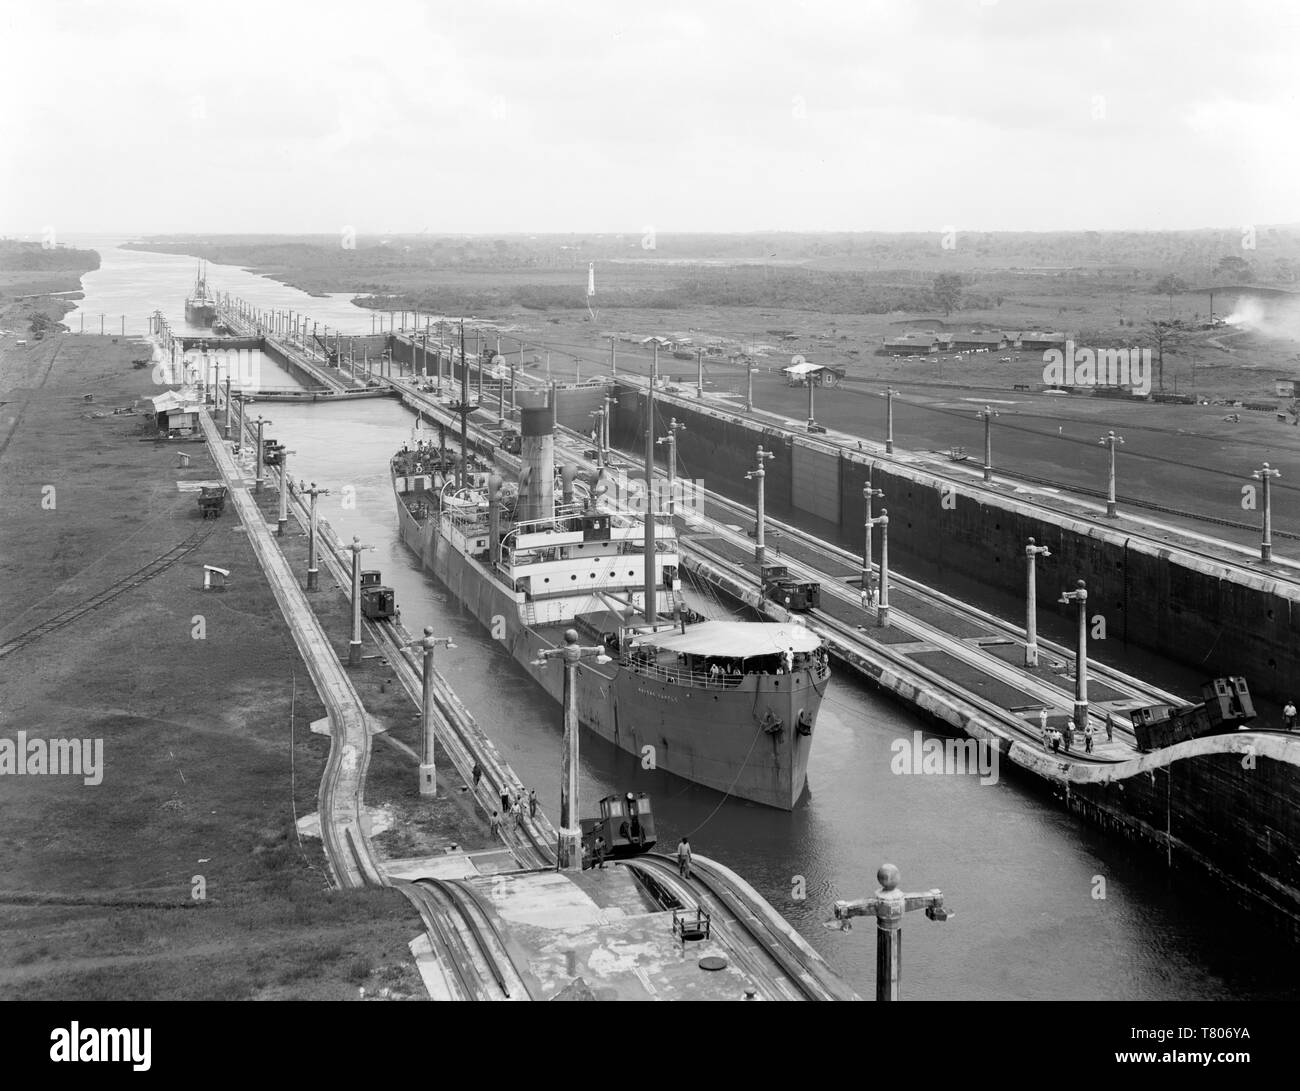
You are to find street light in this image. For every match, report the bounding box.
[862,470,884,605]
[745,359,756,413]
[253,416,272,494]
[1058,579,1089,727]
[531,629,612,872]
[1251,462,1282,563]
[885,387,898,454]
[828,863,949,1002]
[276,449,296,538]
[745,446,776,567]
[405,627,457,797]
[870,508,891,627]
[977,405,999,483]
[1024,537,1052,667]
[1098,431,1125,517]
[590,406,606,467]
[305,483,330,590]
[657,417,685,518]
[344,536,375,666]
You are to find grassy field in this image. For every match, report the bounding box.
[0,333,426,1000]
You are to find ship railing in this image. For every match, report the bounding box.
[622,659,743,689]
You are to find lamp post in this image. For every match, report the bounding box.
[977,404,999,483]
[745,446,776,567]
[276,449,296,537]
[885,387,898,454]
[532,630,611,872]
[870,508,890,627]
[223,374,232,439]
[829,863,949,1002]
[696,348,704,398]
[1099,431,1125,517]
[305,483,330,590]
[590,407,606,466]
[1024,537,1052,667]
[657,417,685,518]
[1058,579,1089,727]
[806,371,818,431]
[862,469,884,604]
[1251,462,1281,563]
[406,627,457,796]
[344,536,376,666]
[253,416,271,493]
[745,360,755,413]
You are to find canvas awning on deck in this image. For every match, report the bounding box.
[629,621,820,658]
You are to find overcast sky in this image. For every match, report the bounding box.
[2,0,1297,236]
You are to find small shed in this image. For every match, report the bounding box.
[782,361,845,387]
[151,391,203,435]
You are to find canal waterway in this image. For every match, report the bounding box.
[65,237,1300,1000]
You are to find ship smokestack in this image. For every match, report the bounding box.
[517,389,555,524]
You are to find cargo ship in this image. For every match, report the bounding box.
[184,262,217,328]
[391,383,827,809]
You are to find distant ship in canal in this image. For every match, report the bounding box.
[185,261,217,327]
[390,385,827,809]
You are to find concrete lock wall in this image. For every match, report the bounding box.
[611,385,1300,706]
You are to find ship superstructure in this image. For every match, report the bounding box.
[392,384,827,808]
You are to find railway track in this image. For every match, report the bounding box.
[255,418,556,870]
[623,853,855,1001]
[392,876,529,1001]
[0,527,214,659]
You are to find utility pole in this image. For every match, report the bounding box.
[696,348,704,399]
[1099,431,1125,517]
[745,360,755,413]
[806,373,818,431]
[590,407,606,466]
[531,630,611,871]
[644,375,657,625]
[305,483,330,590]
[830,863,949,1001]
[745,446,777,567]
[657,417,685,518]
[1024,537,1052,666]
[610,335,616,377]
[223,374,232,440]
[870,508,891,627]
[1252,462,1281,563]
[345,536,375,667]
[407,627,456,796]
[885,387,897,454]
[1058,580,1089,726]
[977,405,999,483]
[276,449,296,537]
[862,470,884,605]
[253,416,271,494]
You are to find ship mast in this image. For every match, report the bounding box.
[644,346,657,624]
[459,320,469,489]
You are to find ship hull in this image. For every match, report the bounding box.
[185,299,216,327]
[394,482,819,809]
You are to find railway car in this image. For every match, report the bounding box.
[359,570,397,621]
[581,792,656,866]
[761,563,821,612]
[1130,677,1254,752]
[263,440,285,466]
